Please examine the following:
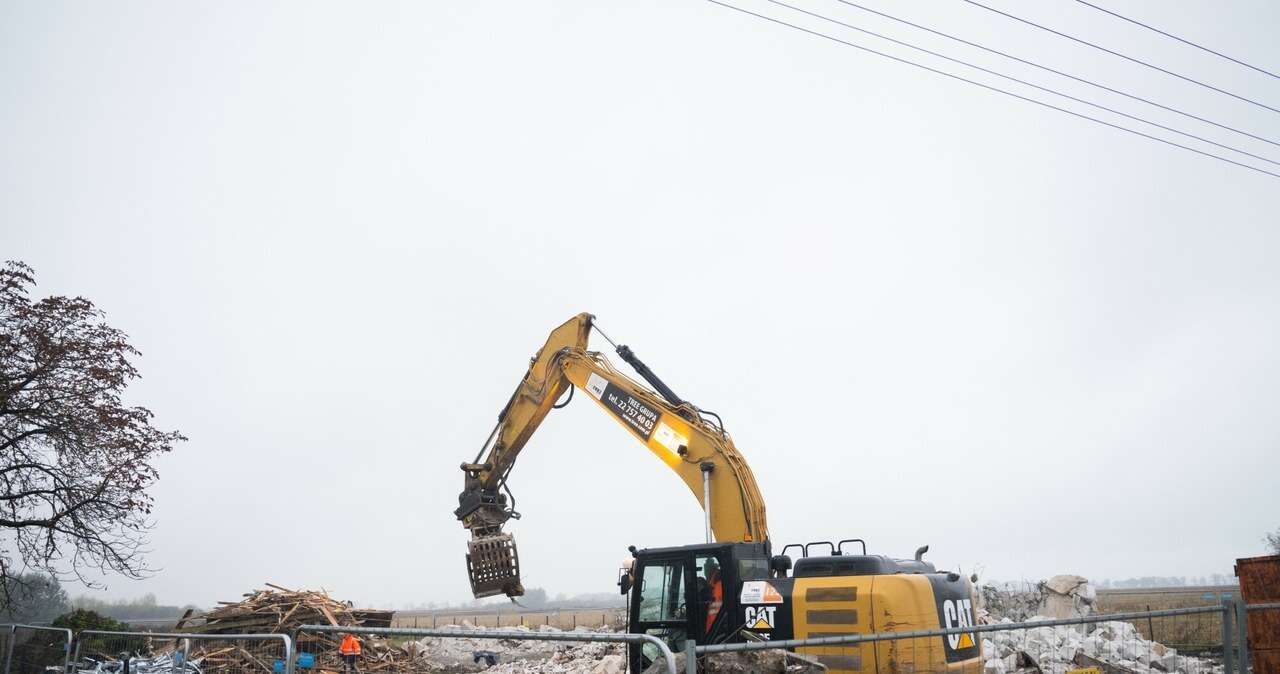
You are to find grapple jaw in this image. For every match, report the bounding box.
[466,532,524,598]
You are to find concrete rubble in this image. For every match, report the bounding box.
[978,576,1221,674]
[403,624,624,674]
[1039,575,1098,619]
[407,624,821,674]
[980,616,1221,674]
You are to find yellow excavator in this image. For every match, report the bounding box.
[455,313,983,673]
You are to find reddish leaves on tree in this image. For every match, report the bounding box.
[1,261,185,597]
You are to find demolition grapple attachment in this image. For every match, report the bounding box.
[466,532,523,598]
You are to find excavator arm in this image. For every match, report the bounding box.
[455,312,769,598]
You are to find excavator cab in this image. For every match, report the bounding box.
[624,542,772,672]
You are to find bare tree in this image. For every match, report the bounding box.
[0,261,185,605]
[1267,527,1280,555]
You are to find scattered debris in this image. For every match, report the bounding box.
[404,624,611,672]
[640,650,823,674]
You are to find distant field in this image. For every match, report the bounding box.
[391,607,627,631]
[1096,585,1239,612]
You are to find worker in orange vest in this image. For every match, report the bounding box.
[339,633,362,674]
[704,558,723,634]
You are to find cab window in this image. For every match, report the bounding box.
[738,557,769,580]
[638,562,686,622]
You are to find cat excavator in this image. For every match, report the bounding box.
[455,313,983,673]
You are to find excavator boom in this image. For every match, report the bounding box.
[455,313,769,597]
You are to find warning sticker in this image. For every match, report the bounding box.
[585,373,609,400]
[653,421,689,454]
[740,581,785,605]
[590,378,660,441]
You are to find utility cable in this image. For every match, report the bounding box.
[960,0,1280,115]
[828,0,1280,149]
[1073,0,1280,80]
[705,0,1280,180]
[763,0,1279,167]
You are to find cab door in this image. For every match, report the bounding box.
[629,557,695,672]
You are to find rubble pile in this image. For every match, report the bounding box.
[981,617,1221,674]
[979,576,1218,674]
[403,624,819,674]
[475,639,623,674]
[979,584,1046,623]
[978,575,1097,624]
[404,624,617,673]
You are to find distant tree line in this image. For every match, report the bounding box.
[0,571,197,624]
[71,592,201,620]
[1094,574,1235,588]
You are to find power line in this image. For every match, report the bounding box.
[1073,0,1280,80]
[704,0,1280,180]
[762,0,1279,167]
[828,0,1280,149]
[960,0,1280,116]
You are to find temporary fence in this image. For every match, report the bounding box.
[2,625,72,674]
[8,599,1276,674]
[690,604,1234,674]
[69,631,292,674]
[293,623,676,674]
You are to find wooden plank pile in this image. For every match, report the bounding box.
[182,583,393,635]
[180,584,409,674]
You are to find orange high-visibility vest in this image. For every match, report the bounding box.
[340,635,361,655]
[705,576,723,633]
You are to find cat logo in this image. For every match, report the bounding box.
[942,599,977,650]
[744,606,777,630]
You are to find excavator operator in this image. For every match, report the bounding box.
[703,557,723,634]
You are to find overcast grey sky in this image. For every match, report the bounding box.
[2,0,1278,609]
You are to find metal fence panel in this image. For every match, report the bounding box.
[2,625,71,674]
[295,623,676,674]
[693,605,1231,674]
[72,631,292,674]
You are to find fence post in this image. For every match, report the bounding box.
[684,639,697,674]
[283,633,295,674]
[70,630,83,674]
[4,625,15,674]
[1221,599,1236,674]
[178,638,190,674]
[60,629,72,674]
[1235,598,1249,674]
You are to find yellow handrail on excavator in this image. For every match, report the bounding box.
[455,312,769,597]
